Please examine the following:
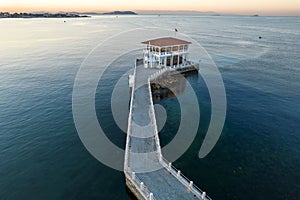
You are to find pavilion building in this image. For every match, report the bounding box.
[142,37,192,69]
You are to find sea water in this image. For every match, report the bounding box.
[0,15,299,200]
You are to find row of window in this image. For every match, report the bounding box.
[147,45,188,52]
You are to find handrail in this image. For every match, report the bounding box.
[126,169,157,200]
[147,77,162,155]
[124,59,138,171]
[149,67,169,81]
[159,156,211,200]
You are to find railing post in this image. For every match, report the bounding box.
[168,162,172,171]
[140,182,144,190]
[201,192,206,199]
[149,193,153,200]
[132,172,135,180]
[189,181,193,188]
[177,170,181,177]
[159,154,162,162]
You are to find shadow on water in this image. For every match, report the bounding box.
[125,186,139,200]
[151,71,198,101]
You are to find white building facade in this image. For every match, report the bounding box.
[142,37,191,69]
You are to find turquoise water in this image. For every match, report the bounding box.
[0,16,299,199]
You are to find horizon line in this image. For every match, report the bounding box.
[1,10,300,16]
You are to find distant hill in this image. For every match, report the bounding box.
[102,11,137,15]
[80,11,137,15]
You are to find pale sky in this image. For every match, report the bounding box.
[0,0,299,15]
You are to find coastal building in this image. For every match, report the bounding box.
[142,37,192,69]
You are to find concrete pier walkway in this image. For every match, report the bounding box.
[124,60,210,200]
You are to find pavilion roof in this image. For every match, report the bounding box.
[141,37,191,47]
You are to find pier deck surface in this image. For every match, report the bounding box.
[125,63,209,200]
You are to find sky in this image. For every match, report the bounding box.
[0,0,299,15]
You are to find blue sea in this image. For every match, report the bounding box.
[0,15,299,200]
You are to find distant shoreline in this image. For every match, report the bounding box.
[0,11,138,18]
[1,11,299,18]
[0,12,90,18]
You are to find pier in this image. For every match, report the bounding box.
[124,59,210,200]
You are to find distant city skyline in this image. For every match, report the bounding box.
[0,0,299,16]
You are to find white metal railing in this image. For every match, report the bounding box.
[124,60,138,171]
[126,169,157,200]
[147,78,162,155]
[159,156,211,200]
[149,67,169,81]
[143,49,188,56]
